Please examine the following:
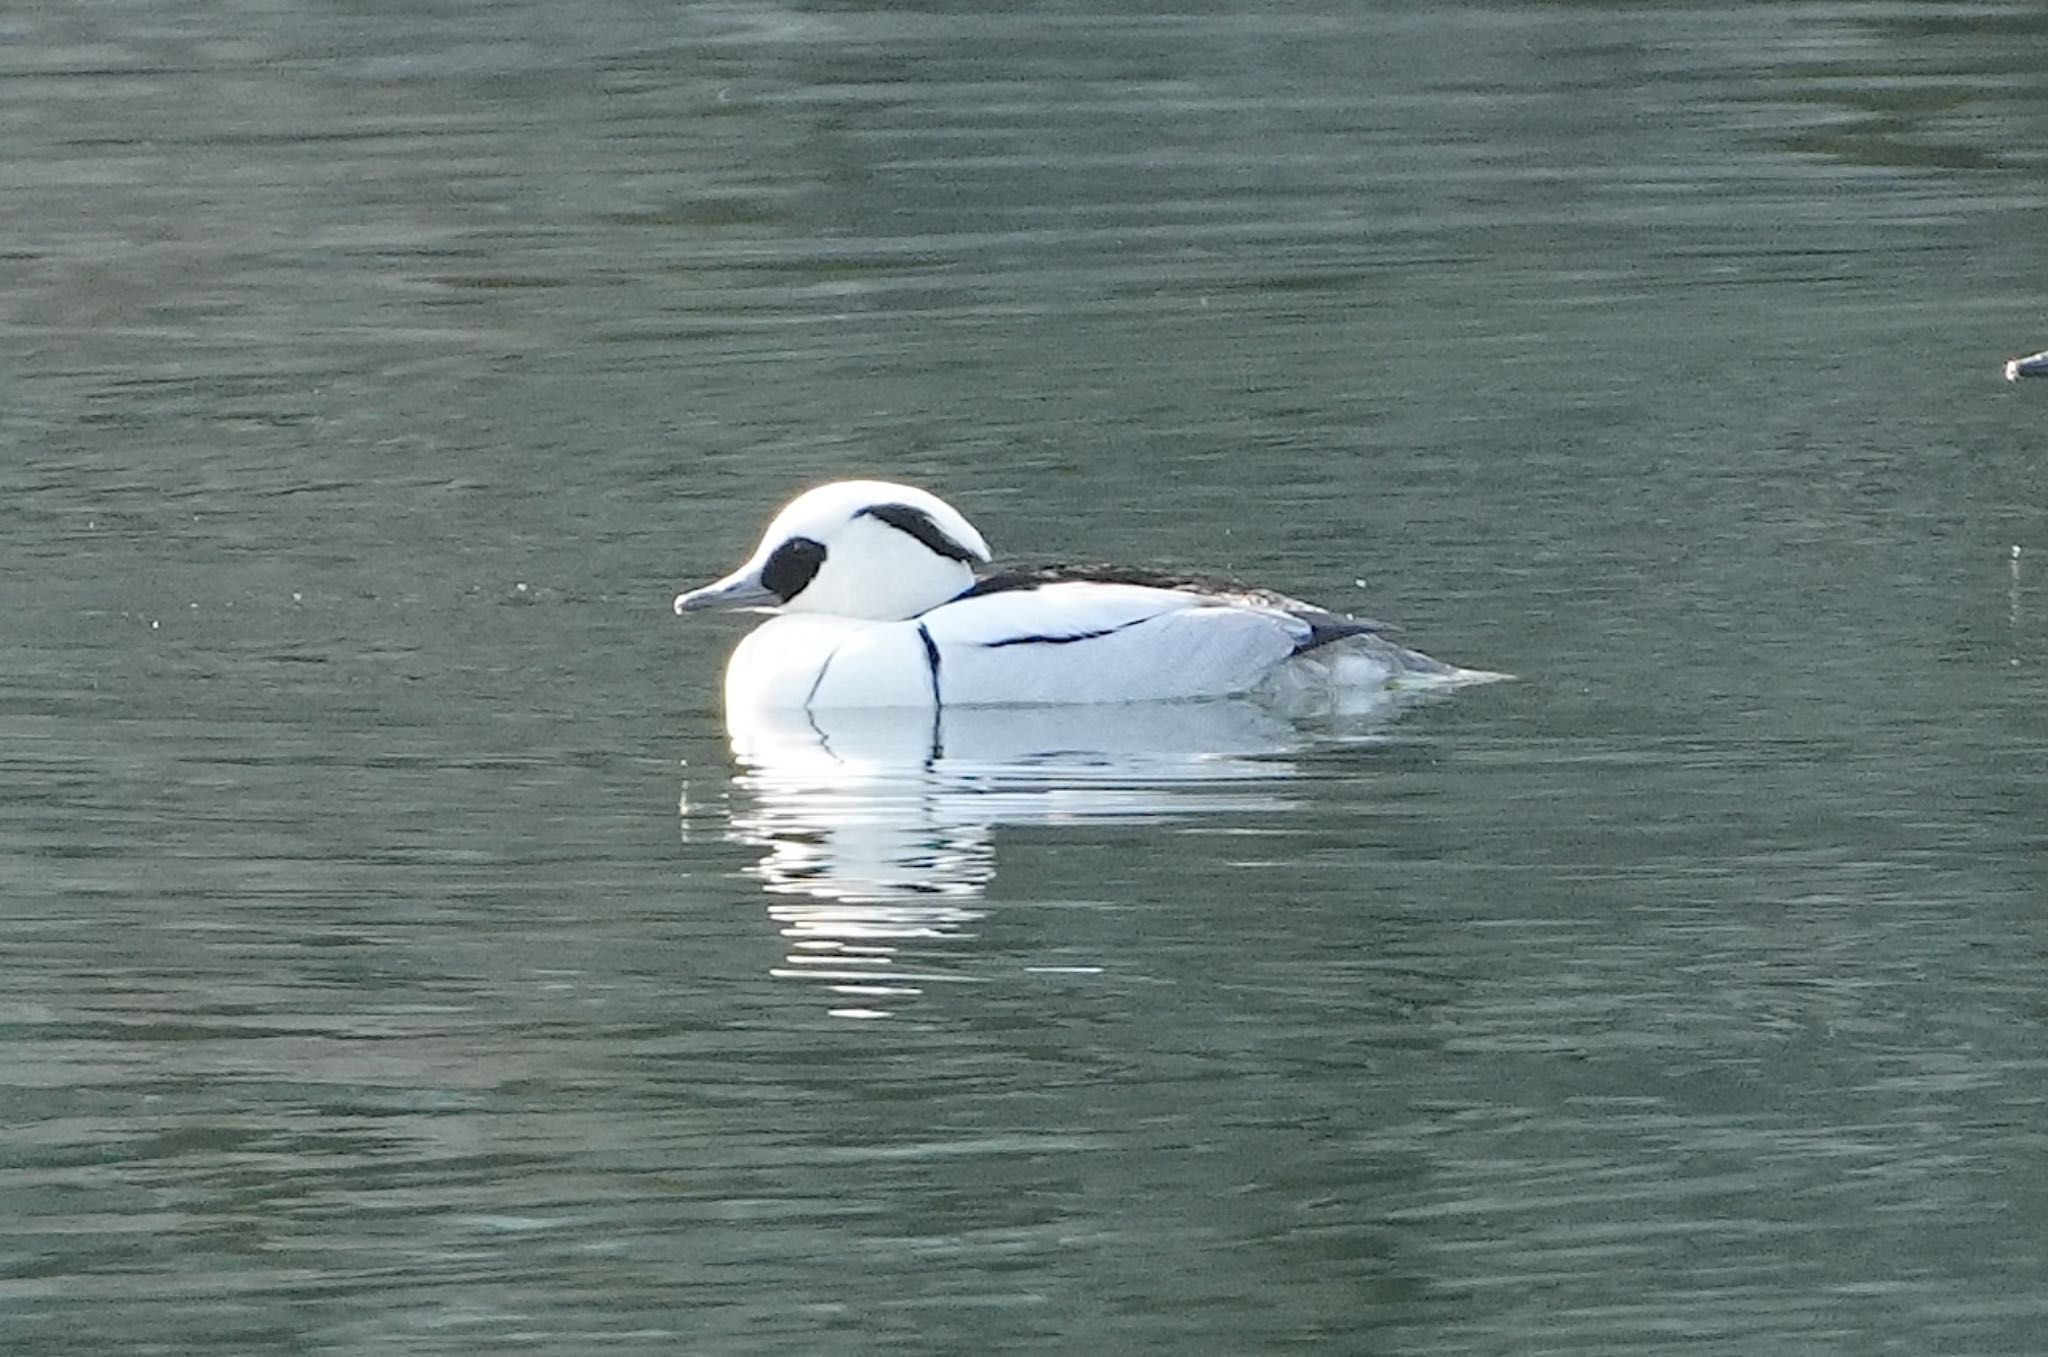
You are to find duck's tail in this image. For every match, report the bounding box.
[1258,634,1510,715]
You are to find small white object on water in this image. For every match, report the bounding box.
[2012,545,2024,632]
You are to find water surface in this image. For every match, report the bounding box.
[7,1,2048,1353]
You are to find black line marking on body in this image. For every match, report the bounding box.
[917,622,942,705]
[979,617,1150,649]
[802,632,853,710]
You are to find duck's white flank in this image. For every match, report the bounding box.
[675,480,1502,711]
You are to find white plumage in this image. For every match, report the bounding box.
[674,480,1500,712]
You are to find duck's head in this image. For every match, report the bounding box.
[674,480,992,620]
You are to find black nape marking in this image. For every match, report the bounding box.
[860,502,982,563]
[761,536,827,601]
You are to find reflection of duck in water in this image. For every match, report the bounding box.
[725,699,1313,904]
[674,480,1503,715]
[718,699,1322,1017]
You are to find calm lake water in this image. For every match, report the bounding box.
[7,1,2048,1352]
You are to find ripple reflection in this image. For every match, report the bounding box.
[708,695,1424,1014]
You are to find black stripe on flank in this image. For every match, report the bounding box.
[859,503,983,563]
[980,618,1148,649]
[917,622,942,704]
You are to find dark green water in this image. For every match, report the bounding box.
[7,2,2048,1352]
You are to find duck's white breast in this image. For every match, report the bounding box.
[723,614,934,711]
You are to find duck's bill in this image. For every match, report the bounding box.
[674,568,779,614]
[2006,350,2048,381]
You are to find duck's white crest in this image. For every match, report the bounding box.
[675,480,1504,712]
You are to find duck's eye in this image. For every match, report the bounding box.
[761,536,827,601]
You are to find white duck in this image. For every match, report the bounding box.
[674,480,1500,711]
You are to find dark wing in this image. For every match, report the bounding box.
[1286,606,1393,653]
[959,561,1400,652]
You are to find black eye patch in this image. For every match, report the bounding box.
[760,536,827,601]
[859,503,982,562]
